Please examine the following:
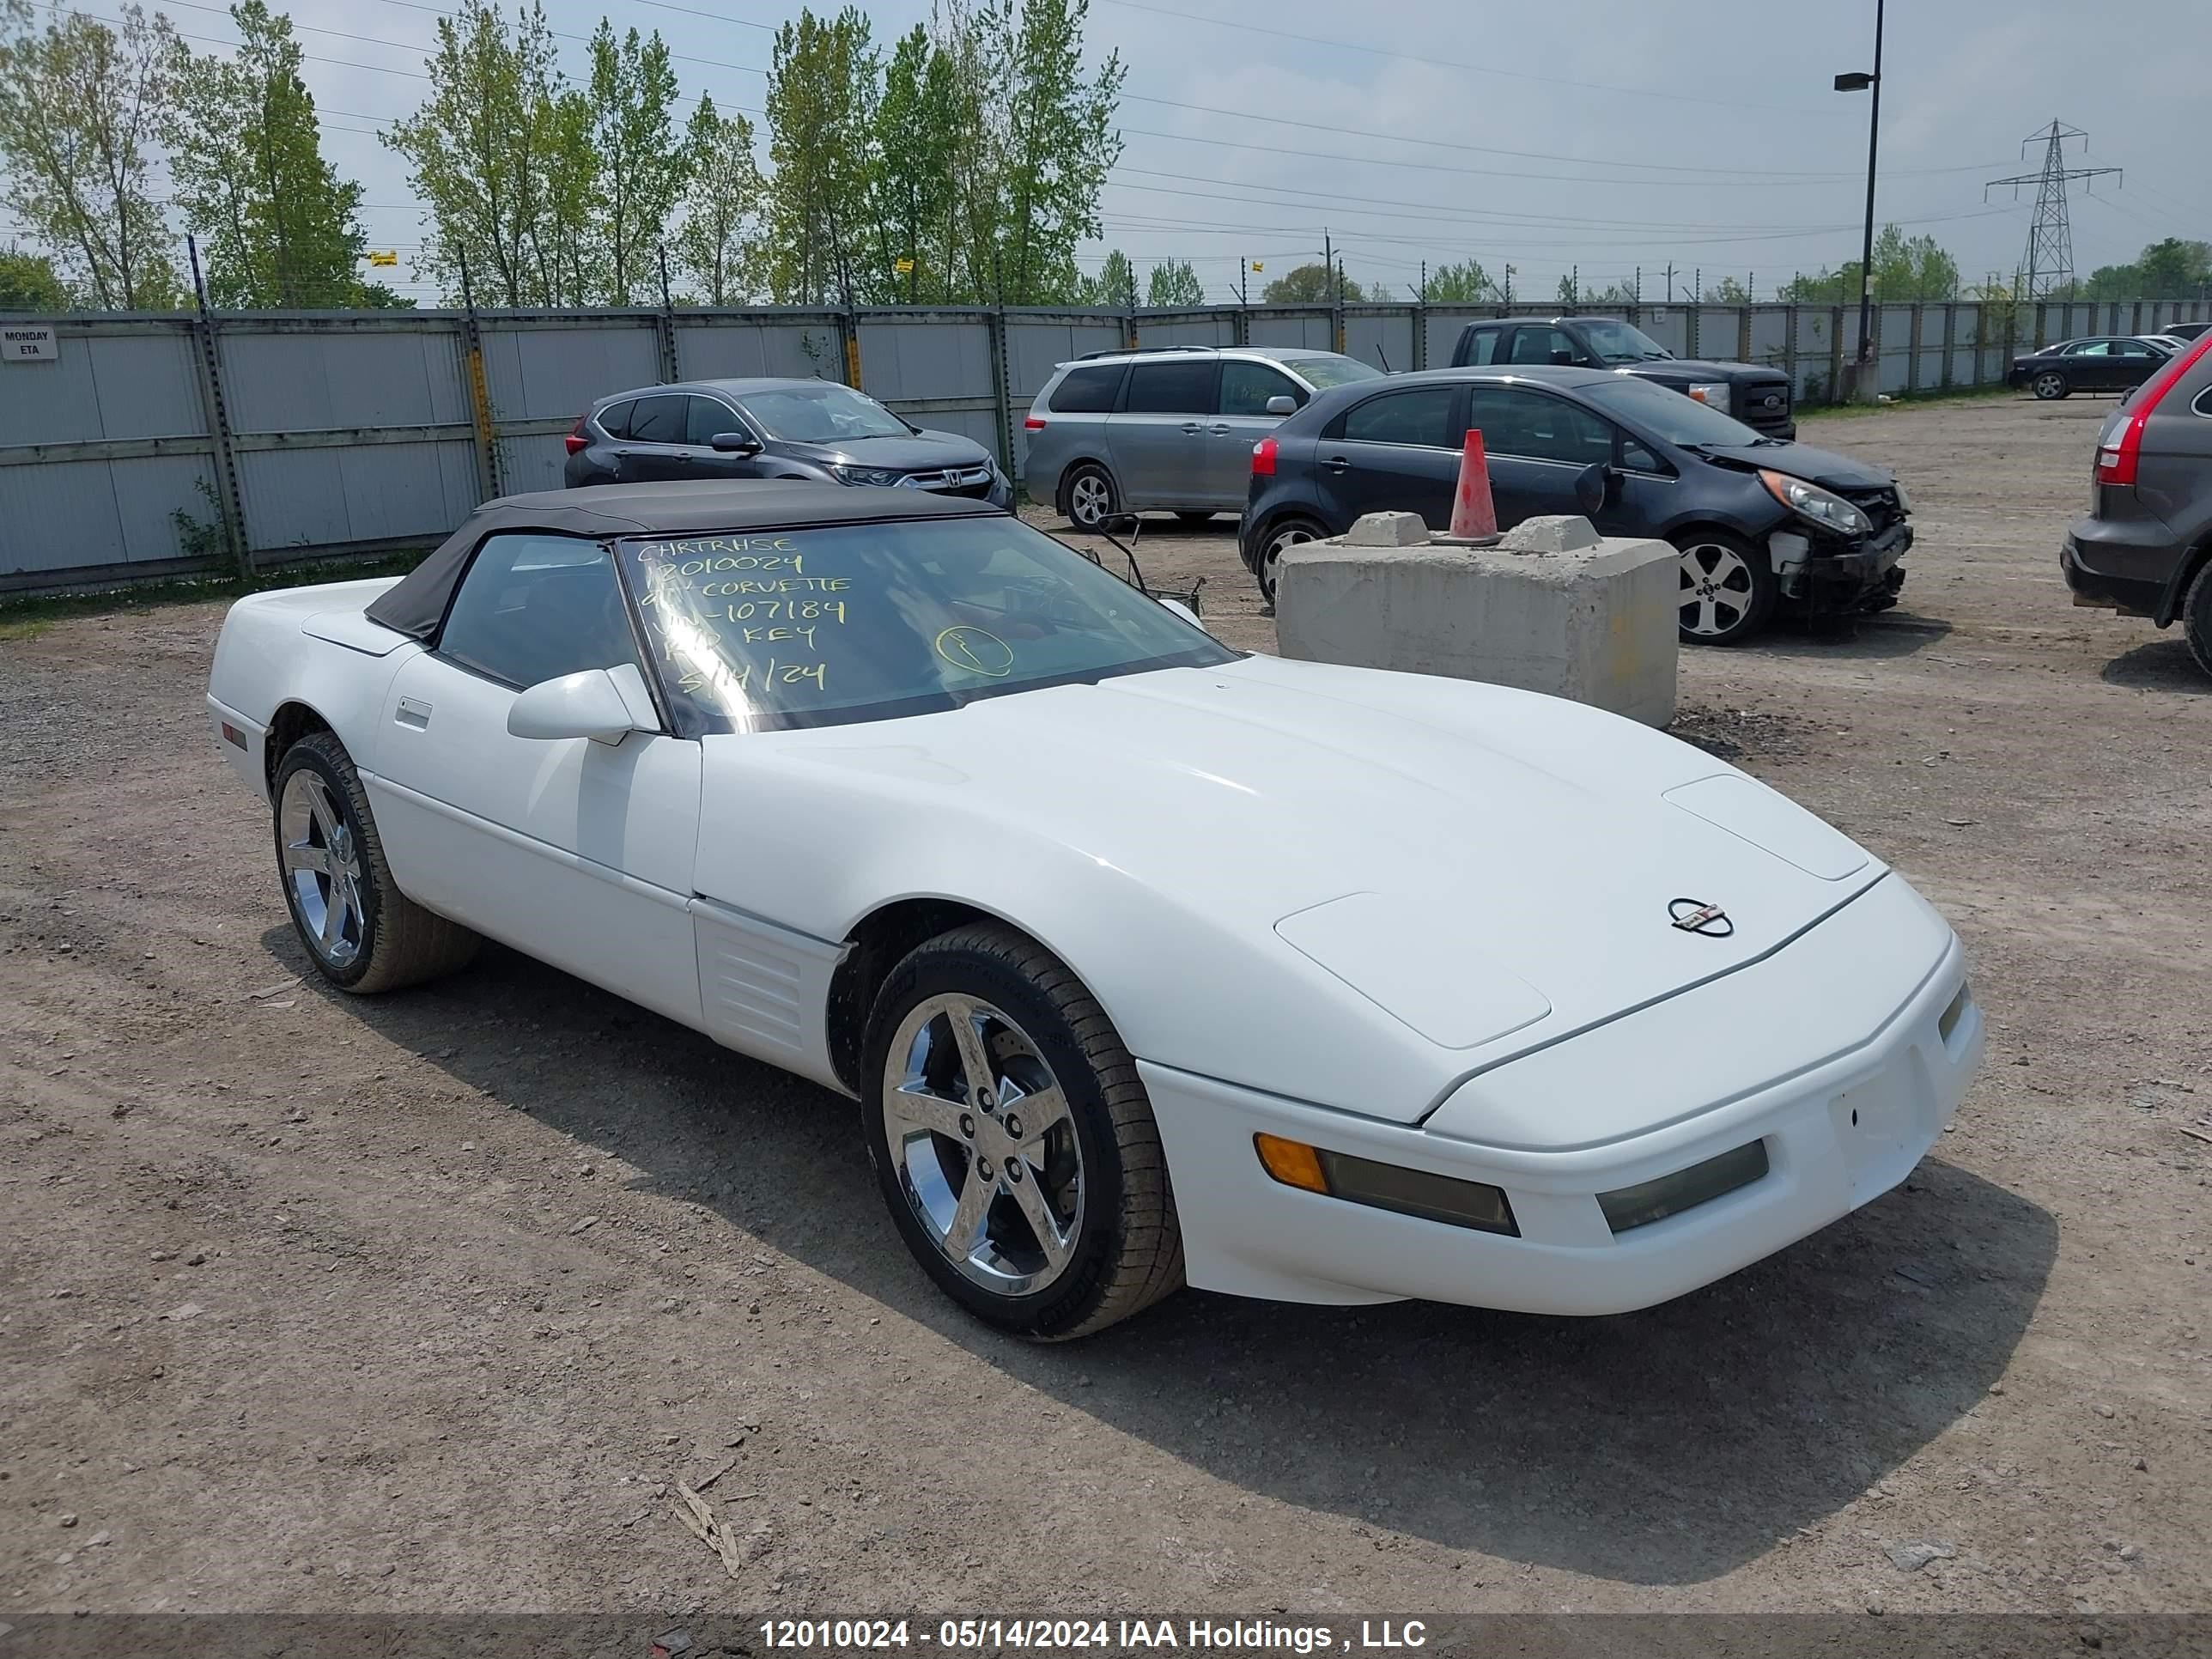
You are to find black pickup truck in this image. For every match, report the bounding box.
[1449,316,1796,440]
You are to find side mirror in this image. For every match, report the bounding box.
[1263,395,1298,416]
[1158,597,1203,629]
[507,665,654,745]
[1573,463,1608,516]
[710,431,762,455]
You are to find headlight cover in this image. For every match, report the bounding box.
[1686,382,1731,411]
[1759,468,1872,537]
[830,464,904,488]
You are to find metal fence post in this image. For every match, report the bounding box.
[656,245,680,382]
[185,235,251,574]
[1686,305,1701,361]
[456,251,502,503]
[1413,300,1427,371]
[1784,303,1798,393]
[987,300,1014,481]
[841,307,862,388]
[1941,304,1954,389]
[1829,306,1846,406]
[1736,305,1753,366]
[1907,305,1923,395]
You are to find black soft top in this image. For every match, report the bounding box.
[364,482,1006,640]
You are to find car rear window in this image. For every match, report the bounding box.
[1049,363,1127,413]
[596,399,635,439]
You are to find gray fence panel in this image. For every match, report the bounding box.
[1245,312,1331,349]
[234,441,480,554]
[1791,309,1834,401]
[1878,304,1914,395]
[858,319,994,403]
[1950,305,1981,386]
[1747,307,1790,372]
[1,324,204,447]
[219,324,470,432]
[1638,307,1692,358]
[482,318,661,419]
[1341,309,1413,373]
[673,317,843,381]
[1136,314,1237,348]
[0,453,217,576]
[1422,308,1482,367]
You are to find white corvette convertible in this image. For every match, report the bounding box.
[207,482,1984,1340]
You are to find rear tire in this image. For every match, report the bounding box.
[2032,370,2069,400]
[1674,529,1778,646]
[1256,514,1328,602]
[1060,463,1119,530]
[860,923,1183,1340]
[271,731,480,994]
[2183,560,2212,679]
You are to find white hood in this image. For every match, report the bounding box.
[697,654,1886,1121]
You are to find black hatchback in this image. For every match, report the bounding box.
[1241,366,1914,644]
[563,377,1013,509]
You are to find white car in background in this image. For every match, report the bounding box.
[206,481,1984,1340]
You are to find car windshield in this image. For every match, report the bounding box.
[1286,354,1386,390]
[734,383,912,442]
[620,515,1237,734]
[1579,320,1673,363]
[1584,374,1766,447]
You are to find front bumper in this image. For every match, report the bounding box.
[1143,875,1981,1315]
[1776,521,1912,610]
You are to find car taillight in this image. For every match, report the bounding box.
[1251,435,1278,477]
[2097,332,2212,486]
[1023,415,1047,430]
[563,416,588,456]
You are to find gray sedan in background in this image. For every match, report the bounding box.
[1023,345,1383,527]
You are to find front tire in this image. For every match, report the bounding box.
[861,923,1183,1340]
[2183,560,2212,679]
[1060,462,1120,530]
[271,731,480,994]
[2032,370,2069,400]
[1674,529,1778,645]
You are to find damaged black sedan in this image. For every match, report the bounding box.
[1242,365,1912,644]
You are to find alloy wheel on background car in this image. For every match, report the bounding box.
[1261,520,1324,599]
[1677,538,1769,642]
[279,769,367,970]
[2033,371,2069,400]
[1066,467,1116,528]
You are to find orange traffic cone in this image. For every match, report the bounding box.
[1449,428,1497,541]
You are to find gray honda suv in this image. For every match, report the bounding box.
[1023,345,1383,527]
[2064,334,2212,673]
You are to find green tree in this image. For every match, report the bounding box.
[1261,261,1361,303]
[995,0,1122,304]
[1869,224,1957,301]
[0,0,180,309]
[161,0,368,307]
[1700,276,1749,304]
[383,0,580,307]
[673,94,763,305]
[763,6,879,305]
[1144,257,1204,307]
[0,240,69,307]
[1080,246,1133,307]
[1424,258,1492,302]
[871,25,959,301]
[586,20,683,305]
[2135,238,2212,297]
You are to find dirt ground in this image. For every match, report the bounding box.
[3,393,2209,1624]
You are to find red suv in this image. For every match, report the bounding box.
[2063,334,2212,675]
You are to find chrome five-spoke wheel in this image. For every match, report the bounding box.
[280,768,367,969]
[882,993,1083,1296]
[1674,530,1775,645]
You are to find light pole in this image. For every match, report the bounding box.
[1834,0,1884,402]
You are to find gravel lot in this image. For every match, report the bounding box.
[3,393,2208,1621]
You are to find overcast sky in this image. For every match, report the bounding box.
[108,0,2212,303]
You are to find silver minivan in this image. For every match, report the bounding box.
[1023,345,1384,526]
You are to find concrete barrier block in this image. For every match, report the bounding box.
[1346,511,1431,547]
[1275,529,1679,727]
[1498,514,1601,554]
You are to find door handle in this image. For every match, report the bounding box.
[1324,455,1350,474]
[1181,422,1204,435]
[1206,423,1231,435]
[394,697,431,731]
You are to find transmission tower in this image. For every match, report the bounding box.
[1984,121,2119,299]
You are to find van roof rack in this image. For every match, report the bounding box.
[1073,344,1216,361]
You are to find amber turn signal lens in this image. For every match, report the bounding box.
[1254,1133,1328,1194]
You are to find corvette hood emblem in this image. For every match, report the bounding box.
[1668,898,1735,937]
